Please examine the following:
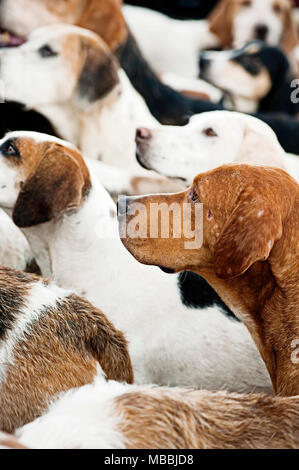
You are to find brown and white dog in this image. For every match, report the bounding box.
[13,380,299,449]
[0,23,182,196]
[0,0,127,51]
[0,266,133,433]
[209,0,298,53]
[121,164,299,397]
[0,0,224,126]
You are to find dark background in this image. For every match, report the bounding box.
[124,0,219,19]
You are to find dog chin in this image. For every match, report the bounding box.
[136,151,152,171]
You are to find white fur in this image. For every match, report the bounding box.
[0,131,272,393]
[161,72,224,103]
[16,379,130,449]
[0,279,69,384]
[123,5,219,78]
[135,110,299,185]
[232,0,286,48]
[0,210,33,271]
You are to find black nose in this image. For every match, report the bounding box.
[117,196,130,217]
[136,127,152,143]
[254,24,269,40]
[199,54,210,75]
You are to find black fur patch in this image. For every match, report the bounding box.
[0,102,57,137]
[124,0,218,19]
[116,30,223,125]
[178,271,239,321]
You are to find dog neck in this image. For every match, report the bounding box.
[37,70,158,167]
[19,179,181,329]
[198,210,299,396]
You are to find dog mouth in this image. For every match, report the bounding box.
[158,266,175,274]
[0,29,25,47]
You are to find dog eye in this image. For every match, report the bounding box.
[38,45,58,58]
[0,140,20,158]
[273,3,282,14]
[241,0,252,6]
[202,128,218,137]
[188,187,201,203]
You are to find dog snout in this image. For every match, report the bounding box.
[136,127,152,144]
[254,24,269,41]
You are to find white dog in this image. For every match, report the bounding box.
[135,111,299,186]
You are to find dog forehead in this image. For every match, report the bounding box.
[29,24,104,47]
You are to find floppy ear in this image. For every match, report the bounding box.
[235,126,286,169]
[208,0,234,48]
[76,37,120,105]
[214,190,283,279]
[77,0,127,51]
[281,4,298,53]
[13,145,86,228]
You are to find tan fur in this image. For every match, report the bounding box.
[180,90,211,101]
[0,267,133,433]
[2,0,127,51]
[122,165,299,396]
[208,0,298,52]
[115,388,299,449]
[77,0,127,51]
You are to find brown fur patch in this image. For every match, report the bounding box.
[11,140,91,227]
[0,268,133,433]
[122,165,299,396]
[77,0,127,51]
[115,388,299,449]
[6,0,127,51]
[77,35,120,103]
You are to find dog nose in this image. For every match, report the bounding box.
[136,127,152,143]
[199,53,210,75]
[254,24,268,40]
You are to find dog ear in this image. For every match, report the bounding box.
[77,0,127,51]
[214,190,282,279]
[208,0,234,48]
[281,3,298,53]
[76,36,120,106]
[235,125,286,169]
[13,144,87,228]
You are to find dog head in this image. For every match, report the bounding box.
[0,131,92,227]
[119,164,293,279]
[199,41,294,113]
[0,0,126,51]
[135,111,286,186]
[208,0,298,51]
[0,24,120,109]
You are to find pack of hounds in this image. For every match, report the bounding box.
[0,0,298,450]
